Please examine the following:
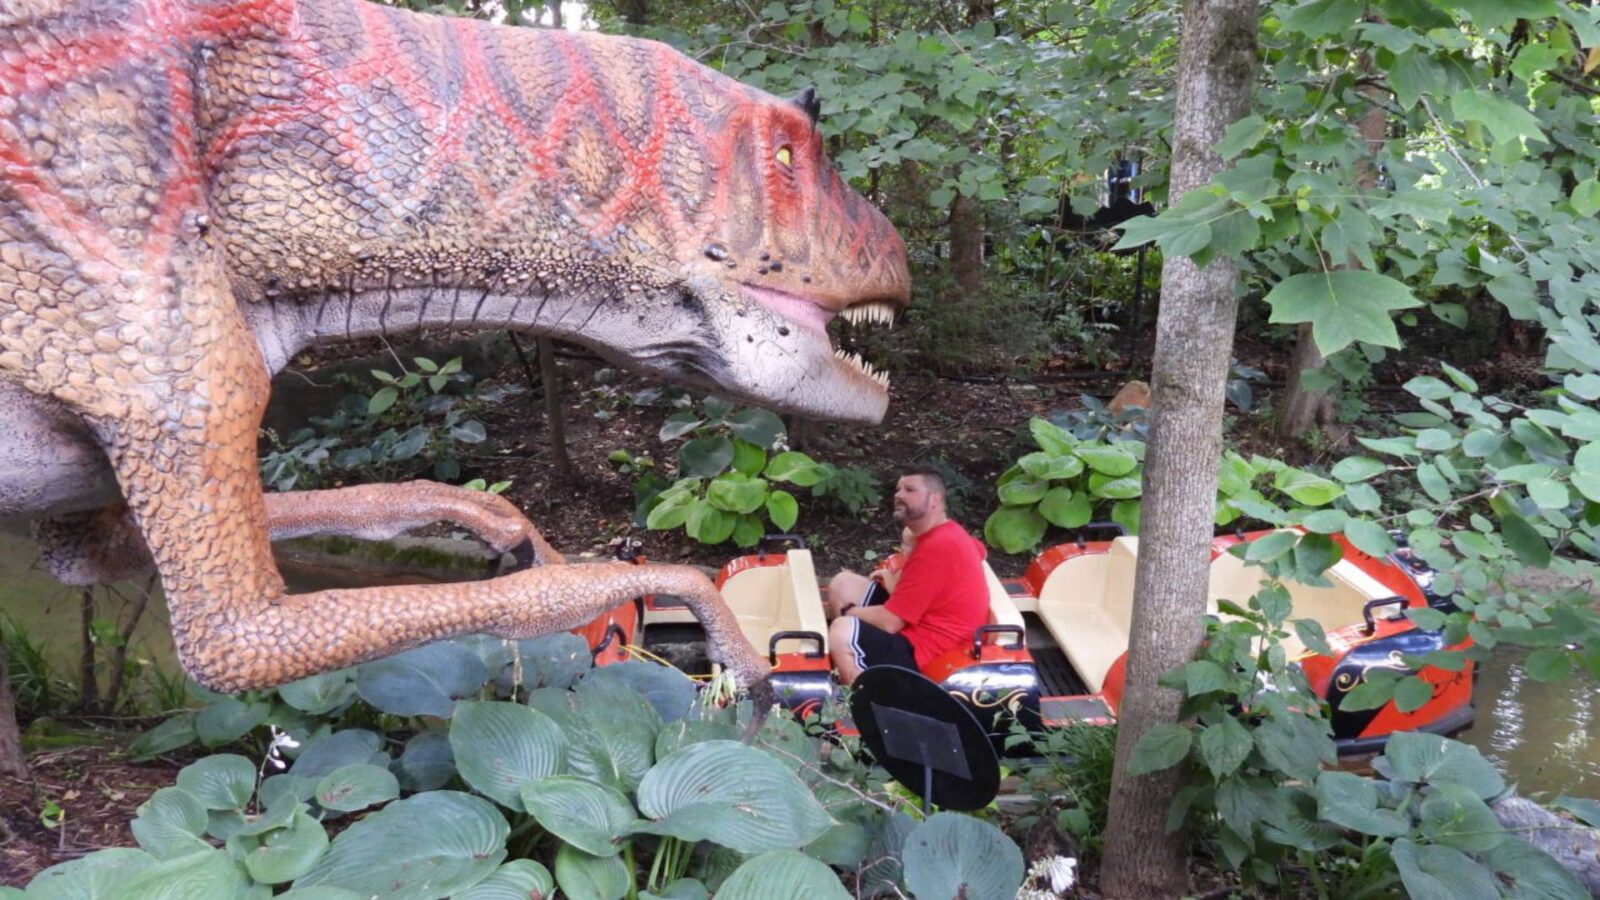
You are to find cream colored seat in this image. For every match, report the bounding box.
[1206,532,1395,656]
[718,549,830,654]
[1033,537,1140,692]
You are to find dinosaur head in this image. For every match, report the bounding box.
[641,75,912,424]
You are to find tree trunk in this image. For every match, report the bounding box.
[947,194,985,301]
[1276,74,1387,437]
[79,589,99,713]
[538,337,573,480]
[1099,1,1260,897]
[0,641,27,778]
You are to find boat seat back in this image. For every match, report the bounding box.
[719,549,829,652]
[1207,531,1398,656]
[1033,536,1139,692]
[984,561,1025,629]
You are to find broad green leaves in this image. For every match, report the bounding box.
[1264,271,1423,355]
[635,741,833,854]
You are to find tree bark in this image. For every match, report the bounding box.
[538,336,573,480]
[1276,74,1387,437]
[0,641,27,778]
[944,0,994,303]
[1099,2,1260,897]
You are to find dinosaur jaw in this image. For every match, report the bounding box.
[738,283,900,417]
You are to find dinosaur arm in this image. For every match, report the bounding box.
[34,481,564,587]
[263,481,564,567]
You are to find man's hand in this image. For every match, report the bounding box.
[848,602,907,635]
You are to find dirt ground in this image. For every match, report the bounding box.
[0,744,181,886]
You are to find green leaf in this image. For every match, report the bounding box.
[685,501,736,545]
[725,409,785,449]
[313,765,398,813]
[1342,518,1395,558]
[716,850,852,900]
[1382,732,1505,798]
[1128,724,1192,775]
[120,847,249,899]
[277,672,356,716]
[765,452,826,487]
[1573,179,1600,217]
[1525,647,1573,682]
[1244,530,1297,562]
[1028,418,1075,455]
[1392,838,1500,900]
[901,813,1024,900]
[680,436,735,478]
[554,844,629,900]
[646,489,696,530]
[766,490,798,532]
[1074,445,1139,476]
[295,792,508,896]
[659,413,703,441]
[22,848,157,898]
[366,387,398,416]
[176,755,255,811]
[453,860,556,900]
[1393,676,1434,713]
[1293,619,1334,657]
[1419,783,1506,852]
[1315,771,1410,837]
[635,741,833,853]
[1275,468,1343,506]
[1214,115,1269,159]
[1498,511,1552,567]
[983,506,1047,554]
[231,810,329,885]
[1324,454,1388,483]
[1199,717,1253,777]
[997,475,1049,506]
[521,777,636,857]
[1111,499,1142,535]
[355,641,488,717]
[1340,675,1397,711]
[1183,660,1228,696]
[196,695,271,747]
[1482,839,1590,900]
[449,701,567,812]
[130,787,210,860]
[707,475,768,515]
[731,440,767,477]
[1553,796,1600,829]
[1280,0,1363,37]
[1037,488,1091,529]
[1450,88,1546,146]
[129,713,198,761]
[1017,452,1084,480]
[528,676,659,793]
[1264,270,1422,355]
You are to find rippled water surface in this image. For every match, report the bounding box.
[1459,642,1600,797]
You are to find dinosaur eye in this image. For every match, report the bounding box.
[775,145,793,168]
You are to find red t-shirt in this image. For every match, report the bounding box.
[883,521,990,668]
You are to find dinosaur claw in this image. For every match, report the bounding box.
[739,675,779,743]
[505,537,538,571]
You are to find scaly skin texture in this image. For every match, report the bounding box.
[0,0,911,692]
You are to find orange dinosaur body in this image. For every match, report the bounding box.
[0,0,910,692]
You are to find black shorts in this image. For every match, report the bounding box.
[844,581,917,670]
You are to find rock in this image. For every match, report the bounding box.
[1108,380,1150,414]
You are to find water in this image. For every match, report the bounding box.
[2,524,1597,795]
[1459,643,1600,798]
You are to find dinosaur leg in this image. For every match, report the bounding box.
[90,306,766,691]
[32,482,563,587]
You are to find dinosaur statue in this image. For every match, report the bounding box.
[0,0,911,695]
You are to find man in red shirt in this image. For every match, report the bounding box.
[825,467,990,685]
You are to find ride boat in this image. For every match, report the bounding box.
[572,529,1475,757]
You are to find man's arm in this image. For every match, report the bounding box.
[848,603,907,634]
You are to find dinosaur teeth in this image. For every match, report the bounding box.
[833,348,892,390]
[840,300,898,328]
